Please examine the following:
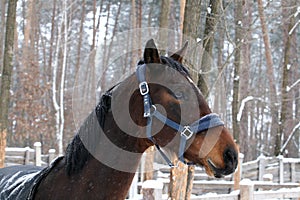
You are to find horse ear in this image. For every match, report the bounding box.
[144,39,161,64]
[170,41,188,63]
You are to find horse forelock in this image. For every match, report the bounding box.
[138,56,190,77]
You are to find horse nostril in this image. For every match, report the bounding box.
[224,148,238,169]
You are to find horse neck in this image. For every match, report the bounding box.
[61,109,144,199]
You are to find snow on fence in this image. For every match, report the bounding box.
[5,142,57,167]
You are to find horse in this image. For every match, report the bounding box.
[0,39,238,199]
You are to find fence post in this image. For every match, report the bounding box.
[24,146,30,165]
[291,162,296,182]
[240,179,254,200]
[48,149,56,164]
[142,180,163,200]
[234,153,244,190]
[34,142,42,166]
[258,155,266,181]
[278,155,284,183]
[128,172,139,199]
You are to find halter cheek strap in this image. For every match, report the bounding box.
[136,64,225,167]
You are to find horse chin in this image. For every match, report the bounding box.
[206,159,224,178]
[205,158,238,178]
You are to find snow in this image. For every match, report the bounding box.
[5,147,34,152]
[142,180,163,189]
[280,121,300,153]
[48,149,56,154]
[289,19,300,35]
[286,79,300,92]
[237,96,254,122]
[294,6,300,18]
[207,7,211,14]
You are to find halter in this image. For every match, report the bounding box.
[136,64,225,167]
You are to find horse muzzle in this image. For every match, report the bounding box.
[208,147,238,178]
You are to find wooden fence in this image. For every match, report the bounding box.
[141,179,300,200]
[242,155,300,183]
[131,154,300,199]
[5,142,56,167]
[4,145,300,199]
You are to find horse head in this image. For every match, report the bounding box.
[127,39,238,178]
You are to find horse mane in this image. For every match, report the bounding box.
[65,91,112,175]
[65,56,186,175]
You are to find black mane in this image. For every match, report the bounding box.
[65,56,188,175]
[65,91,112,175]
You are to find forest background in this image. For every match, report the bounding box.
[0,0,299,169]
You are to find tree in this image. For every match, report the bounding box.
[182,0,201,82]
[198,0,221,97]
[0,0,6,72]
[0,0,18,168]
[232,0,243,144]
[279,0,298,156]
[239,0,253,161]
[158,0,170,54]
[257,0,279,156]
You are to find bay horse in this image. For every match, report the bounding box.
[0,39,238,199]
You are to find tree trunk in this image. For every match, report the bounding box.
[232,0,243,144]
[130,0,136,70]
[52,11,63,156]
[158,0,170,54]
[198,0,221,97]
[75,0,86,76]
[279,0,297,156]
[257,0,279,155]
[179,0,186,46]
[168,1,201,199]
[0,0,18,168]
[58,0,68,155]
[239,0,253,161]
[0,0,6,73]
[182,0,201,82]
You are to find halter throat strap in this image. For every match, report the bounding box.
[136,64,224,167]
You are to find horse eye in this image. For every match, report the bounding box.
[175,91,184,99]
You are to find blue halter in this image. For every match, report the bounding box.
[136,64,224,167]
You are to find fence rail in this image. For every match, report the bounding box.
[133,154,300,199]
[5,142,56,167]
[4,145,300,199]
[142,179,300,200]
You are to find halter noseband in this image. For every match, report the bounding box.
[136,64,224,167]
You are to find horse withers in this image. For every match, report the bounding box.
[0,39,238,199]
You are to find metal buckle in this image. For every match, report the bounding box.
[139,81,149,95]
[181,126,193,140]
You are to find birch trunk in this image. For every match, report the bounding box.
[58,0,68,156]
[52,14,62,156]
